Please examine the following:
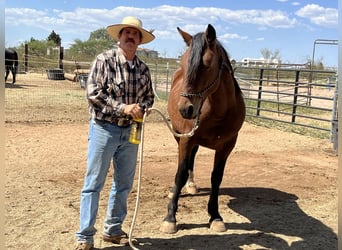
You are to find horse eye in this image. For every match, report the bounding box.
[201,61,210,70]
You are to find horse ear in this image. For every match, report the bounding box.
[177,27,192,47]
[205,24,216,45]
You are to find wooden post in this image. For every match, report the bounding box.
[24,43,28,72]
[59,46,64,69]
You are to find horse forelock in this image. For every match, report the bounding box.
[182,32,242,96]
[186,32,206,85]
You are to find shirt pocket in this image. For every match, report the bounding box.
[106,70,125,98]
[136,73,149,100]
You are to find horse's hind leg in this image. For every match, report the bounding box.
[185,145,199,194]
[168,145,198,198]
[5,67,9,82]
[12,67,16,84]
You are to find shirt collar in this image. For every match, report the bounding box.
[117,47,137,68]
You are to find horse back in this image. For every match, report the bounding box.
[5,48,18,66]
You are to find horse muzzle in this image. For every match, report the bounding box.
[178,97,201,119]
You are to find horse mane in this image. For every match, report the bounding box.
[187,32,205,85]
[216,41,242,95]
[187,32,242,95]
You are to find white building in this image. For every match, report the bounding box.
[241,58,280,67]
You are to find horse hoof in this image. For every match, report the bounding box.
[167,191,173,199]
[210,220,226,232]
[159,221,177,234]
[186,184,198,195]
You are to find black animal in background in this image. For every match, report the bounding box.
[5,48,18,84]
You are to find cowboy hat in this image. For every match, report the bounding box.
[106,16,155,44]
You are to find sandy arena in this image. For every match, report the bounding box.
[5,118,337,249]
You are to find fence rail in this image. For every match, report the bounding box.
[4,55,338,150]
[235,66,338,151]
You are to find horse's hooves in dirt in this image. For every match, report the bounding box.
[159,221,177,234]
[167,184,198,199]
[186,184,198,195]
[167,191,173,199]
[210,220,226,232]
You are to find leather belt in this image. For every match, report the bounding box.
[113,117,132,127]
[95,118,132,127]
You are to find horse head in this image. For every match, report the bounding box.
[176,24,223,120]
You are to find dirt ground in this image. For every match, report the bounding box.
[5,120,337,250]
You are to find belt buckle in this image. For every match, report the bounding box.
[117,118,129,127]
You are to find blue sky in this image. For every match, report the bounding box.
[5,0,339,67]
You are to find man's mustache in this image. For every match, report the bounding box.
[125,38,135,44]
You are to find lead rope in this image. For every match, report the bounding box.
[128,107,199,250]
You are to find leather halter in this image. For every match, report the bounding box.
[180,62,228,98]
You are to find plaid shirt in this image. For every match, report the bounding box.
[86,48,154,123]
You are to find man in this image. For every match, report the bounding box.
[75,16,155,250]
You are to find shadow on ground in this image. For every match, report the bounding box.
[99,187,337,250]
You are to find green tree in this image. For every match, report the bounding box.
[67,28,115,60]
[89,28,113,42]
[22,39,56,56]
[47,30,62,46]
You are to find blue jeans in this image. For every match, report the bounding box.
[75,119,138,243]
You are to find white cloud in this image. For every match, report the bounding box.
[5,5,298,43]
[218,9,297,28]
[4,4,338,65]
[295,4,338,27]
[220,33,248,41]
[5,8,48,26]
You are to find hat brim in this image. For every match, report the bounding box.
[107,24,155,44]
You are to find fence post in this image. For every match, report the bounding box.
[166,62,169,98]
[256,68,264,116]
[292,70,300,123]
[24,43,28,72]
[331,78,338,154]
[59,46,64,69]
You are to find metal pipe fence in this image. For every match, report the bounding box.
[235,66,338,150]
[4,54,338,149]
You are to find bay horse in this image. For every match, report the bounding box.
[160,24,245,234]
[5,48,18,84]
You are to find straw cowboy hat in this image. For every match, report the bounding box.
[107,16,155,44]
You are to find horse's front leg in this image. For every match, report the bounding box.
[208,158,226,232]
[160,141,192,234]
[208,141,236,232]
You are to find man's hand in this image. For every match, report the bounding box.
[124,103,143,120]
